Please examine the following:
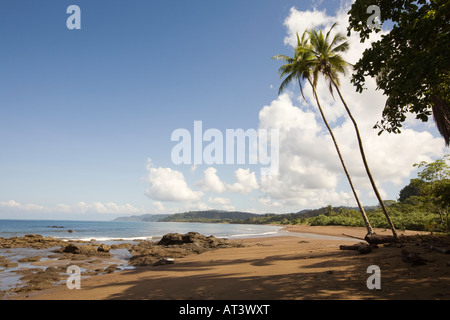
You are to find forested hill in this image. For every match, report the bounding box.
[158,210,260,223]
[113,210,259,223]
[114,206,376,224]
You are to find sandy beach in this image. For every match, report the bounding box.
[3,225,448,301]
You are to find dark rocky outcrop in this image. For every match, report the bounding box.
[57,243,111,257]
[128,232,243,266]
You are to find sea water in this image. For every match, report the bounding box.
[0,219,283,242]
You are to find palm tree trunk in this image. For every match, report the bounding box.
[308,80,374,236]
[331,79,398,239]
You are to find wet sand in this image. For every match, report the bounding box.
[7,225,450,300]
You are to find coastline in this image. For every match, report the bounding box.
[2,224,450,300]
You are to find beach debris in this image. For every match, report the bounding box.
[401,249,428,266]
[341,234,365,241]
[153,258,175,266]
[432,247,450,254]
[339,243,377,254]
[339,244,362,250]
[358,246,373,255]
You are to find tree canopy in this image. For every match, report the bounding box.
[347,0,450,145]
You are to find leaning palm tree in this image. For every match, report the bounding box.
[307,23,398,240]
[272,31,375,238]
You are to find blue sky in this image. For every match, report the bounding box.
[0,1,447,220]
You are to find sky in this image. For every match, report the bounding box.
[0,0,448,220]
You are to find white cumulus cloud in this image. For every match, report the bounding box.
[196,167,227,193]
[144,159,203,202]
[226,168,260,194]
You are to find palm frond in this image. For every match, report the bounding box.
[272,55,294,63]
[278,72,297,95]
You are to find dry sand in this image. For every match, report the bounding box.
[8,225,450,300]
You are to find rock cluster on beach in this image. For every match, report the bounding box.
[128,232,244,266]
[56,243,112,257]
[0,234,67,249]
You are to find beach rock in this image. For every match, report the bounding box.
[59,243,110,256]
[111,243,132,250]
[18,256,42,263]
[61,244,80,254]
[0,257,19,269]
[128,232,243,266]
[129,256,175,267]
[157,232,235,249]
[15,265,65,293]
[0,234,66,249]
[97,244,111,253]
[104,264,120,273]
[129,255,158,266]
[25,234,42,238]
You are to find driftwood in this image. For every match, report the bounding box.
[364,233,397,245]
[339,243,377,254]
[341,234,365,241]
[340,233,397,245]
[339,244,362,250]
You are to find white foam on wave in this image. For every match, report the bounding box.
[55,236,155,242]
[228,231,280,238]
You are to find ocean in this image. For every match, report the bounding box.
[0,219,283,242]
